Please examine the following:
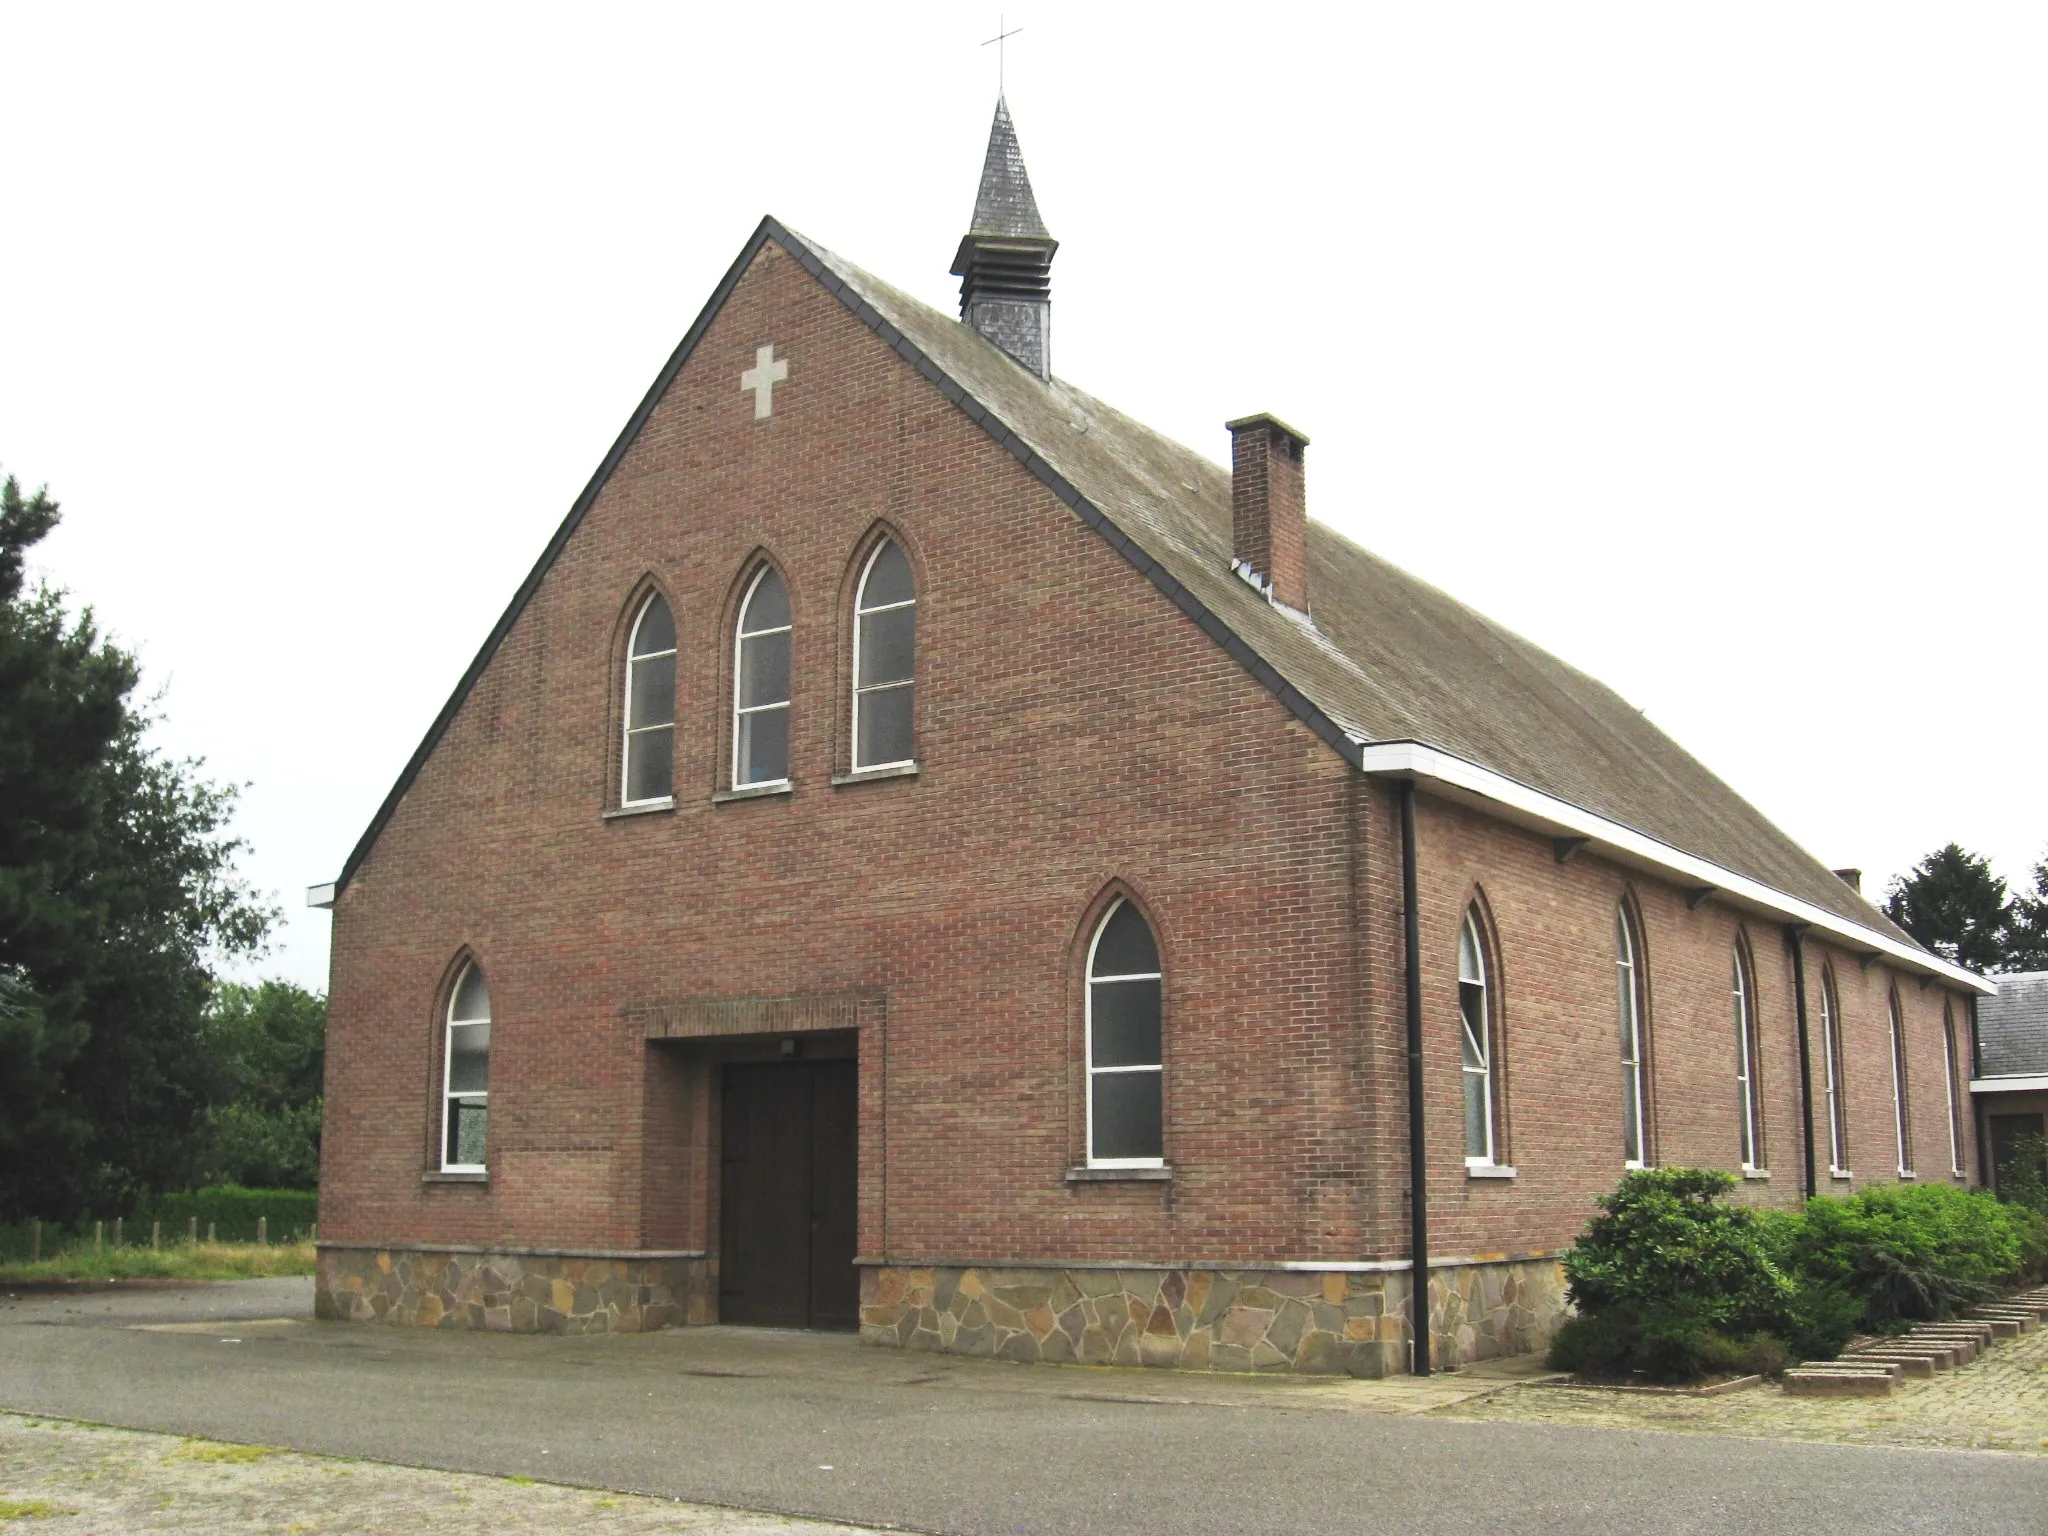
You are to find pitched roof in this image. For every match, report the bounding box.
[1979,971,2048,1077]
[330,216,1974,991]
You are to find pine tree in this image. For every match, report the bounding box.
[2004,850,2048,973]
[1883,843,2010,973]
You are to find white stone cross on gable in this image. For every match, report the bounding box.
[740,344,788,421]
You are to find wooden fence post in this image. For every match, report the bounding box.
[29,1220,40,1263]
[94,1221,103,1253]
[151,1221,161,1251]
[257,1217,267,1246]
[112,1218,123,1249]
[206,1222,216,1244]
[187,1217,197,1246]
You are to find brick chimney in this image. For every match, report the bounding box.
[1227,414,1310,613]
[1833,868,1863,895]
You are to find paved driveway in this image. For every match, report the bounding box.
[3,1279,2043,1536]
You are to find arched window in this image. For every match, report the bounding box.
[622,593,676,804]
[733,567,792,787]
[1942,1003,1965,1177]
[1459,907,1499,1167]
[443,961,491,1172]
[1616,903,1649,1166]
[1733,941,1763,1171]
[1819,964,1848,1175]
[1086,899,1162,1166]
[1889,987,1914,1177]
[852,539,916,770]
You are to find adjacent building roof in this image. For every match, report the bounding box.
[325,214,1984,994]
[1978,972,2048,1078]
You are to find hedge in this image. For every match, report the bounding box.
[0,1187,318,1258]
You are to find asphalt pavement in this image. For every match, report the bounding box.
[2,1278,2041,1535]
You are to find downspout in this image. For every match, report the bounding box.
[1399,778,1430,1376]
[1785,924,1817,1200]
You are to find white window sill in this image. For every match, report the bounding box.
[1829,1168,1854,1181]
[1741,1167,1771,1181]
[1624,1160,1647,1171]
[831,762,918,788]
[1897,1170,1918,1181]
[603,797,674,820]
[711,781,793,804]
[1066,1165,1172,1183]
[423,1170,487,1184]
[1466,1163,1517,1180]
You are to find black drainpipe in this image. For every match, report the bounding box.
[1786,924,1816,1200]
[1399,778,1430,1376]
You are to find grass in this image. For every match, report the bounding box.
[172,1443,274,1464]
[0,1500,77,1521]
[0,1240,316,1286]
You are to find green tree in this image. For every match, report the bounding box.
[0,473,273,1220]
[2003,851,2048,973]
[1884,843,2010,973]
[194,981,326,1188]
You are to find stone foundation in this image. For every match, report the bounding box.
[859,1256,1567,1377]
[315,1244,712,1334]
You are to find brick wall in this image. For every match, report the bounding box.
[319,238,1978,1287]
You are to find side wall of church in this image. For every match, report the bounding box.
[1386,788,1980,1267]
[317,239,1375,1271]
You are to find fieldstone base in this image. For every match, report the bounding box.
[860,1258,1567,1377]
[315,1245,712,1334]
[1427,1257,1570,1366]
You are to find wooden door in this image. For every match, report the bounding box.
[719,1060,858,1330]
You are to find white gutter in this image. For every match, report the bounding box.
[1353,739,1992,996]
[1970,1075,2048,1094]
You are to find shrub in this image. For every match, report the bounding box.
[1779,1183,2019,1331]
[136,1185,319,1244]
[1550,1167,1796,1382]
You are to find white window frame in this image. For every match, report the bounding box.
[1942,1005,1966,1177]
[1460,909,1496,1168]
[621,592,677,807]
[1733,944,1763,1173]
[1617,905,1648,1168]
[441,961,489,1174]
[851,540,916,772]
[1820,967,1850,1177]
[1085,898,1164,1169]
[1889,988,1915,1177]
[731,566,792,789]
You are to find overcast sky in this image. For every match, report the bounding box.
[5,4,2042,993]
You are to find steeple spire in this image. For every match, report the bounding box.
[951,97,1057,379]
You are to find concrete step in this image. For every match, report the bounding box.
[1966,1316,2026,1339]
[1844,1352,1939,1377]
[1784,1367,1896,1398]
[1898,1336,1977,1364]
[1859,1340,1962,1366]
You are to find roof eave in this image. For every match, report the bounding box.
[1356,739,1992,995]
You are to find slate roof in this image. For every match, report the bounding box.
[963,97,1051,242]
[1978,972,2048,1077]
[792,228,1921,950]
[332,216,1940,970]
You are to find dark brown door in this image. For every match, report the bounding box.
[719,1060,858,1330]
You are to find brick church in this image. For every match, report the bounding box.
[311,100,1991,1375]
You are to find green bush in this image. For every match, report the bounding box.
[1555,1170,2044,1379]
[1550,1167,1796,1382]
[1777,1183,2019,1331]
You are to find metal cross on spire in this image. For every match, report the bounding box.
[981,15,1022,95]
